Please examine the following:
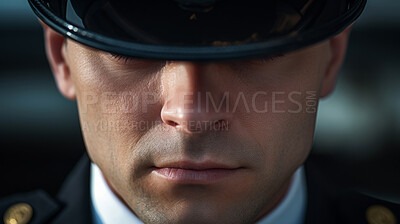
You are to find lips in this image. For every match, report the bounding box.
[152,161,242,184]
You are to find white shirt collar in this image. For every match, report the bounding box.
[91,164,144,224]
[91,164,307,224]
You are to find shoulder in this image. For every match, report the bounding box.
[0,155,92,224]
[0,190,60,224]
[305,153,400,224]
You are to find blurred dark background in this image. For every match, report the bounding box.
[1,0,399,202]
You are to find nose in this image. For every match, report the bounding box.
[161,62,231,133]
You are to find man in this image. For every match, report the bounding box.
[2,0,399,223]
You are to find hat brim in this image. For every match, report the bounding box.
[28,0,366,61]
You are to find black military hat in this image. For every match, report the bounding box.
[28,0,366,60]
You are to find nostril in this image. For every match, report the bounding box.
[166,120,179,127]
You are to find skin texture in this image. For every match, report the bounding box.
[43,24,350,224]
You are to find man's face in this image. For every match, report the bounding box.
[63,40,332,223]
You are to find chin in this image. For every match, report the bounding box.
[158,210,243,224]
[135,197,257,224]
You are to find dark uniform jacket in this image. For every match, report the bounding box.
[1,154,399,224]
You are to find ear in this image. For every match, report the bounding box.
[42,22,76,100]
[320,26,352,98]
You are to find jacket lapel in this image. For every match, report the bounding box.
[51,155,92,224]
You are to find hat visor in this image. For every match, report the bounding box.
[28,0,366,61]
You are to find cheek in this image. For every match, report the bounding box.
[69,55,163,170]
[236,92,318,168]
[234,56,326,172]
